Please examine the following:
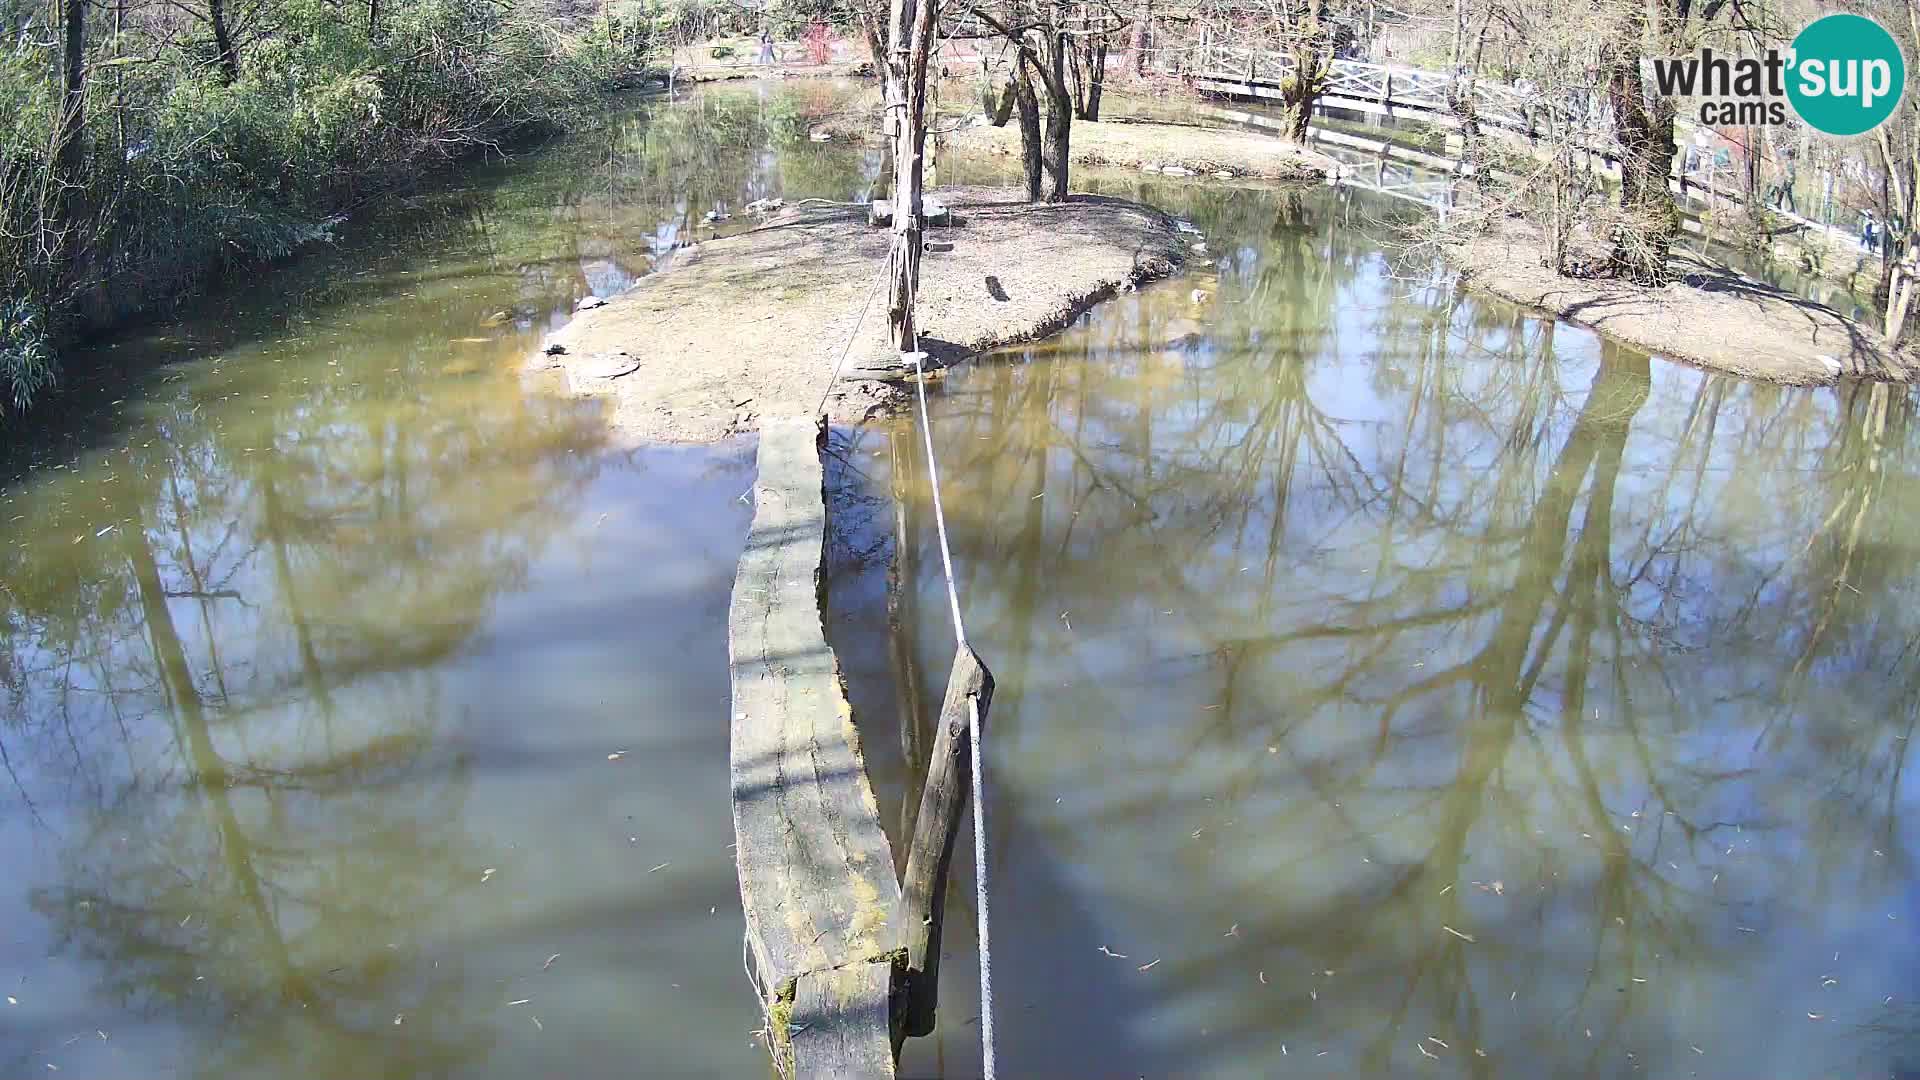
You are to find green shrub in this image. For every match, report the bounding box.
[0,299,56,411]
[0,0,647,418]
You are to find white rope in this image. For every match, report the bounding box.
[966,691,996,1080]
[814,259,889,418]
[903,244,996,1080]
[799,187,996,1075]
[907,347,968,647]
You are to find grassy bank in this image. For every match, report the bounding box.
[0,0,659,417]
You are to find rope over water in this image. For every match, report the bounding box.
[815,237,998,1079]
[903,261,998,1080]
[812,258,888,419]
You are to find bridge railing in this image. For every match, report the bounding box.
[1156,41,1871,248]
[1189,43,1538,131]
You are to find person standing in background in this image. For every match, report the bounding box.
[1768,147,1799,213]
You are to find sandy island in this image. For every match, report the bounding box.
[1451,220,1918,385]
[533,186,1183,443]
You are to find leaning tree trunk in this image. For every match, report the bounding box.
[1604,37,1679,284]
[1886,259,1915,345]
[1014,55,1044,200]
[989,72,1017,125]
[984,49,1017,125]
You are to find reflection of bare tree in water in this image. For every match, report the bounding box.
[2,358,603,1075]
[882,172,1920,1070]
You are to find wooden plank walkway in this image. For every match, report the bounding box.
[729,415,904,1079]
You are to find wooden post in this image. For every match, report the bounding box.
[897,645,995,1039]
[884,0,938,350]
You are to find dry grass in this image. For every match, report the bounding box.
[945,116,1336,182]
[812,85,1335,183]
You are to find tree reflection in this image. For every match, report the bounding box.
[885,182,1920,1077]
[1,294,603,1077]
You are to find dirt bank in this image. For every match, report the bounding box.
[945,116,1336,182]
[533,187,1183,443]
[668,40,873,82]
[810,87,1333,182]
[1450,221,1917,385]
[680,61,872,83]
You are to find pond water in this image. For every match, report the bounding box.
[873,160,1920,1077]
[3,81,1919,1080]
[0,84,875,1080]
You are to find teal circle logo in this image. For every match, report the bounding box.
[1786,13,1906,136]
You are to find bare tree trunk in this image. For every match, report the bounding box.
[1073,37,1106,120]
[1447,2,1490,188]
[210,0,240,83]
[1043,95,1070,199]
[1129,0,1150,76]
[47,0,89,292]
[884,0,938,349]
[1015,55,1043,200]
[980,8,1068,201]
[1603,32,1677,284]
[1278,0,1327,145]
[55,0,86,185]
[1875,117,1920,343]
[1037,31,1072,201]
[861,6,887,73]
[1886,268,1914,344]
[1067,33,1084,115]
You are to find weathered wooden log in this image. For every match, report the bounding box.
[730,415,904,1078]
[897,644,994,1038]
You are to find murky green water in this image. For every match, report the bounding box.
[0,85,876,1079]
[872,171,1920,1077]
[6,82,1920,1080]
